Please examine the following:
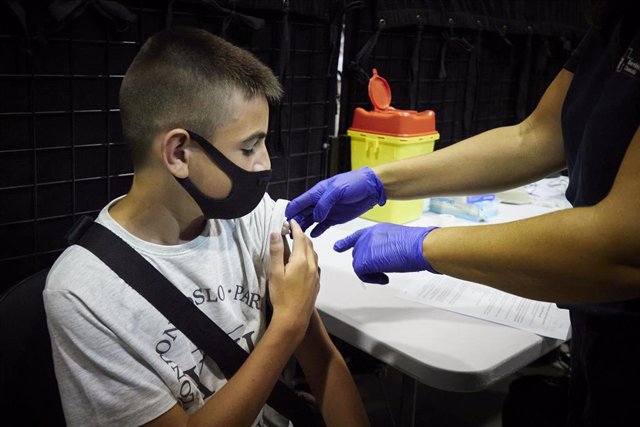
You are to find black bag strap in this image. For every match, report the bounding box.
[71,217,315,426]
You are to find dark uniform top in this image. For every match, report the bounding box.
[561,12,640,427]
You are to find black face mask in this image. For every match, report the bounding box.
[176,130,271,219]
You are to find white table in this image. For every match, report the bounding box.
[312,202,567,426]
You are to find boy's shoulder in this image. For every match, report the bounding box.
[232,193,278,237]
[45,244,117,294]
[234,194,288,258]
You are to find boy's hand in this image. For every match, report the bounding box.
[268,219,320,341]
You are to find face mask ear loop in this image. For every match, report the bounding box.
[185,130,239,199]
[178,130,272,219]
[186,129,272,189]
[189,130,222,166]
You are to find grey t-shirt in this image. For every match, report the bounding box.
[44,194,289,426]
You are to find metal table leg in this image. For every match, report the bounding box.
[400,374,418,427]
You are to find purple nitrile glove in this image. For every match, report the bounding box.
[285,167,386,237]
[333,223,440,284]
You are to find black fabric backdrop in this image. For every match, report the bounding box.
[0,0,588,289]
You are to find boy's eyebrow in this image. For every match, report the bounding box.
[239,132,268,145]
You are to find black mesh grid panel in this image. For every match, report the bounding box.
[0,0,589,289]
[0,0,340,290]
[338,0,588,155]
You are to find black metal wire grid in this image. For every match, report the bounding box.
[0,0,338,289]
[338,4,585,153]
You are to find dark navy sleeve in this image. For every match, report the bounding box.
[564,30,594,73]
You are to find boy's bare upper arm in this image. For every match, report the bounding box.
[142,403,187,427]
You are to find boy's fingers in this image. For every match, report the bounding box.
[304,238,317,270]
[289,219,308,257]
[269,232,285,278]
[290,219,317,270]
[290,217,303,237]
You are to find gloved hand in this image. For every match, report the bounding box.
[285,167,386,237]
[333,223,440,284]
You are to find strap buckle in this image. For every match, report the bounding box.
[64,215,95,246]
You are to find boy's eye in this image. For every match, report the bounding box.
[241,148,254,155]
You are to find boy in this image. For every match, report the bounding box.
[44,27,369,427]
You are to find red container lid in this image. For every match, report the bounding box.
[349,69,437,137]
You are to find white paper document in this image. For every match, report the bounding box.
[399,274,571,340]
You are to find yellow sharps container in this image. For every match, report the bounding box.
[348,69,439,223]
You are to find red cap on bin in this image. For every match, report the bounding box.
[369,68,391,111]
[350,68,437,137]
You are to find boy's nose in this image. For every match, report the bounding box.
[252,144,271,171]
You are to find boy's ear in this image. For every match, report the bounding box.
[161,129,190,179]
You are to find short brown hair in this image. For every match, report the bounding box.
[119,27,283,169]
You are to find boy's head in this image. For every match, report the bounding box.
[119,26,283,170]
